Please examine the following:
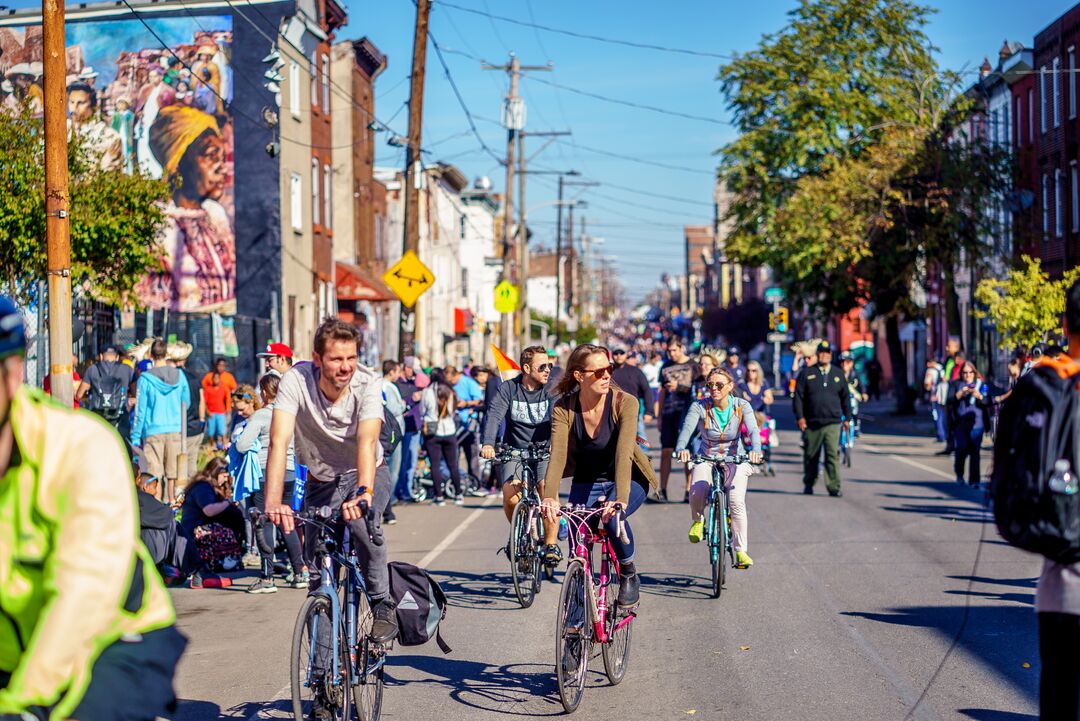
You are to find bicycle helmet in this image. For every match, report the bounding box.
[0,296,26,359]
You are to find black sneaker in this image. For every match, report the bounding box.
[370,599,399,643]
[617,573,640,607]
[828,489,843,498]
[803,486,814,495]
[659,489,669,503]
[541,543,563,566]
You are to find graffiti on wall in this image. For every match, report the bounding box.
[0,16,236,313]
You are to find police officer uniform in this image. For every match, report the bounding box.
[793,341,852,496]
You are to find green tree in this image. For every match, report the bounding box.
[0,109,168,305]
[717,0,1013,410]
[975,256,1080,351]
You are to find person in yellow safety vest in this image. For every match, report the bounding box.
[0,296,184,721]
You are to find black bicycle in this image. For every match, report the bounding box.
[282,506,388,721]
[494,442,552,608]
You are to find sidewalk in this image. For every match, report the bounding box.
[858,397,937,438]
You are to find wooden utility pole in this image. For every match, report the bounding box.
[517,130,527,350]
[483,54,550,358]
[43,0,73,406]
[398,0,430,361]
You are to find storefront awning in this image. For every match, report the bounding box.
[336,261,396,302]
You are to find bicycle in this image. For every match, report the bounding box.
[407,447,483,501]
[493,442,552,608]
[839,419,855,468]
[679,453,750,599]
[553,502,634,713]
[283,505,389,721]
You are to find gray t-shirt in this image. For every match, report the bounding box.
[1036,560,1080,615]
[274,361,384,482]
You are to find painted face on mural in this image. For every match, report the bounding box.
[178,130,226,204]
[67,88,94,122]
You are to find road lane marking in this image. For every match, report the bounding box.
[419,494,500,568]
[861,443,953,481]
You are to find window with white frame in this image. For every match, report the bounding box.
[310,52,318,107]
[1041,65,1048,133]
[321,52,330,112]
[323,163,332,231]
[1056,168,1064,237]
[1073,163,1079,232]
[1071,48,1077,119]
[1054,57,1062,127]
[1044,174,1050,236]
[290,172,302,232]
[289,62,300,118]
[312,158,321,226]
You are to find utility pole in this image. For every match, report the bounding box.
[43,0,73,406]
[483,54,550,358]
[398,0,430,361]
[553,179,596,346]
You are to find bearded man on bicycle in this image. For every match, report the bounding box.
[0,296,184,721]
[265,318,398,644]
[481,345,562,563]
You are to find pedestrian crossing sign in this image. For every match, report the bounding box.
[383,251,435,308]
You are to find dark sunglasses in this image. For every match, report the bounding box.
[582,365,612,379]
[532,363,552,373]
[706,381,729,390]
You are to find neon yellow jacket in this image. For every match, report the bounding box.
[0,387,175,719]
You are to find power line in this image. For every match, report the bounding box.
[525,75,730,127]
[436,0,733,60]
[555,138,715,176]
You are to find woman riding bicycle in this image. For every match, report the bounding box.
[675,367,762,569]
[542,344,658,608]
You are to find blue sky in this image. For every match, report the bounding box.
[5,0,1073,299]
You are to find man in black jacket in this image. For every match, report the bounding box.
[793,341,851,497]
[611,348,654,438]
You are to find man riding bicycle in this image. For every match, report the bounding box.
[265,319,398,645]
[481,345,562,564]
[0,296,185,721]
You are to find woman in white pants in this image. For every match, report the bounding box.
[675,367,762,568]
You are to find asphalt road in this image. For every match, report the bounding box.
[170,402,1041,721]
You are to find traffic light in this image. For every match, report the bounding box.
[777,307,789,334]
[769,311,776,331]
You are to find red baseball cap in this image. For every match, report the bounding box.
[257,342,293,359]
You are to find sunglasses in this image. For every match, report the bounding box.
[532,363,553,373]
[706,381,730,390]
[582,365,612,379]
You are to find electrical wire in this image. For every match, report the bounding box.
[525,75,730,127]
[553,139,715,176]
[435,0,734,60]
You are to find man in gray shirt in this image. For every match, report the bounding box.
[265,318,397,644]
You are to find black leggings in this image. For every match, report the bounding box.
[251,488,304,580]
[425,434,462,499]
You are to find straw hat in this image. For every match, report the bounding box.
[167,341,193,362]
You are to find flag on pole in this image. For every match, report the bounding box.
[491,344,521,381]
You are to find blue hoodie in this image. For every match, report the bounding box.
[130,365,191,446]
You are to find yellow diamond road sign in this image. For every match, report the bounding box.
[494,280,519,314]
[383,251,435,308]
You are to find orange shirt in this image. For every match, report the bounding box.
[201,371,237,412]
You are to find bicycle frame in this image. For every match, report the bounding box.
[706,465,732,563]
[563,507,634,644]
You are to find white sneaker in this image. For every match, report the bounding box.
[247,578,277,594]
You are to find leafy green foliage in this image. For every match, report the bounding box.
[974,256,1080,351]
[0,109,168,305]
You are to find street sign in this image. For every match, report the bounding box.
[764,287,786,303]
[767,332,792,343]
[383,251,435,308]
[494,280,520,314]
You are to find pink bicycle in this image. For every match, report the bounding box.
[554,502,635,713]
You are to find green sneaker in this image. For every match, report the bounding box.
[735,551,753,569]
[688,520,704,544]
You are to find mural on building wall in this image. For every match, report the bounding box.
[0,16,236,313]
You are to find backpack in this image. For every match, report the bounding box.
[380,405,402,457]
[93,369,127,420]
[991,357,1080,564]
[387,561,451,653]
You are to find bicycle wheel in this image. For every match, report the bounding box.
[352,592,384,721]
[462,471,483,496]
[291,595,351,721]
[408,463,428,502]
[509,501,539,608]
[601,560,632,685]
[709,495,727,599]
[531,503,545,595]
[556,559,591,713]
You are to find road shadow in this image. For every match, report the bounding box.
[842,604,1038,703]
[175,699,223,721]
[639,572,713,600]
[386,656,569,716]
[957,710,1037,721]
[943,574,1037,606]
[217,698,292,719]
[431,568,533,611]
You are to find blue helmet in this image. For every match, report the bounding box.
[0,296,26,359]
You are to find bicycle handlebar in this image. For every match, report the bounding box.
[491,442,551,463]
[555,499,630,545]
[671,452,753,465]
[252,502,384,547]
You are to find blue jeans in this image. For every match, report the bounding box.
[931,402,947,442]
[567,481,647,564]
[395,430,421,500]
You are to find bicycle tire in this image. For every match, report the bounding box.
[710,495,726,599]
[291,595,351,721]
[601,559,632,685]
[408,471,428,502]
[531,505,545,595]
[509,501,539,608]
[352,592,384,721]
[556,559,591,713]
